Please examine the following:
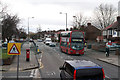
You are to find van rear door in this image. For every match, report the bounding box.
[76,68,104,80]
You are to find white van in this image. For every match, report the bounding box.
[44,38,52,45]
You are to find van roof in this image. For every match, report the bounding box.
[66,60,101,69]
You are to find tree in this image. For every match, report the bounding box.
[0,1,7,15]
[2,14,20,42]
[0,1,7,35]
[72,13,87,29]
[93,4,117,30]
[18,27,27,39]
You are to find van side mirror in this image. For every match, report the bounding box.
[59,66,65,70]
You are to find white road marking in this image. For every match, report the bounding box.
[40,54,42,58]
[34,69,41,78]
[105,75,111,80]
[3,76,31,78]
[29,69,35,77]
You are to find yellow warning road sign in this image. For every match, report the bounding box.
[7,43,21,55]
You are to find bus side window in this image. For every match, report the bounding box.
[68,43,70,48]
[61,41,67,47]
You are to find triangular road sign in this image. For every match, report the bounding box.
[9,44,20,54]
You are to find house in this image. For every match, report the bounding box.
[84,23,101,41]
[102,16,120,43]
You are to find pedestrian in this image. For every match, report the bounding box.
[105,42,110,57]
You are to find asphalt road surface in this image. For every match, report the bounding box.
[1,41,119,80]
[37,41,119,80]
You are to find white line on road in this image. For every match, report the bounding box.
[2,76,31,78]
[33,69,41,78]
[30,69,35,77]
[40,54,42,58]
[105,75,111,80]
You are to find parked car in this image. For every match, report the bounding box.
[9,40,15,43]
[49,42,56,47]
[59,60,105,80]
[106,42,120,51]
[44,38,52,45]
[37,39,42,42]
[2,42,7,49]
[29,39,33,42]
[45,40,52,45]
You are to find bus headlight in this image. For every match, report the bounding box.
[72,46,76,50]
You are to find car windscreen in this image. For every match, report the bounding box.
[46,40,51,42]
[76,68,103,80]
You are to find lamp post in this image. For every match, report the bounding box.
[60,12,67,31]
[73,16,78,27]
[28,17,34,40]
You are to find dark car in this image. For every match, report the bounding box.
[2,42,7,49]
[59,60,105,80]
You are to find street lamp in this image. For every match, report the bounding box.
[73,16,78,27]
[28,17,34,40]
[60,12,67,31]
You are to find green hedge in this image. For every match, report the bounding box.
[0,48,12,59]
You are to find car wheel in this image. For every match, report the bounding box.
[60,48,63,52]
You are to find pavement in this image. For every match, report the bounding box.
[1,42,39,71]
[86,48,120,67]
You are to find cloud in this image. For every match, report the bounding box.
[1,0,119,32]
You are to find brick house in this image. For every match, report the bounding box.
[102,16,120,43]
[84,23,101,41]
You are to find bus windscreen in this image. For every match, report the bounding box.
[72,32,84,38]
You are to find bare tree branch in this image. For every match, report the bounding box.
[72,13,87,29]
[93,4,117,30]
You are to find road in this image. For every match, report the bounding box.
[1,41,119,80]
[37,41,119,80]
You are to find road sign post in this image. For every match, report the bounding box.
[17,55,19,80]
[7,43,21,80]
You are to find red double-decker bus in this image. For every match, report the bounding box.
[60,30,85,55]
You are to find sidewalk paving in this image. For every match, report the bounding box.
[86,49,119,67]
[1,42,38,71]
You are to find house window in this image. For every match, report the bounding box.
[108,30,112,35]
[112,30,114,35]
[118,31,120,37]
[103,31,106,35]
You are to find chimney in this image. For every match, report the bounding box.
[117,16,120,23]
[87,23,91,26]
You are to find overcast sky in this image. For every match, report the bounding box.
[1,0,119,33]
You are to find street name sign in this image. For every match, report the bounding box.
[7,43,21,55]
